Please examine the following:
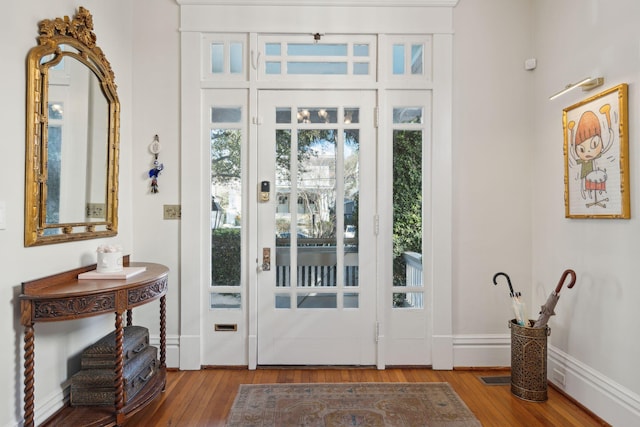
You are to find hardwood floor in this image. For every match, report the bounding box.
[124,367,608,426]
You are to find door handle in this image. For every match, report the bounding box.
[262,248,271,271]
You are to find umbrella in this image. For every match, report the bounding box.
[493,272,527,326]
[533,269,576,328]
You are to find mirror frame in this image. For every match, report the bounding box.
[25,7,119,246]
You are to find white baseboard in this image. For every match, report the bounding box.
[453,333,510,367]
[150,334,180,368]
[451,334,640,425]
[178,334,201,370]
[548,345,640,426]
[431,335,454,369]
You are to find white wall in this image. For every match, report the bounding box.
[130,0,182,369]
[451,0,533,366]
[531,0,640,424]
[0,2,133,425]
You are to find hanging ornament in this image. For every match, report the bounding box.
[148,134,164,193]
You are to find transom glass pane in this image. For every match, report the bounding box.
[393,44,405,75]
[230,42,243,74]
[265,43,281,56]
[288,62,348,75]
[411,44,423,75]
[266,62,281,74]
[353,63,369,75]
[287,43,348,56]
[353,44,369,57]
[211,43,224,73]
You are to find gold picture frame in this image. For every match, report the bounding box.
[563,83,629,218]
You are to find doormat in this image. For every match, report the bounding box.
[226,382,481,427]
[478,375,511,385]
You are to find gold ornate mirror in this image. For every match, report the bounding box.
[25,7,119,246]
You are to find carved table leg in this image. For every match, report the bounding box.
[23,324,35,427]
[126,309,133,326]
[114,312,125,411]
[160,295,166,369]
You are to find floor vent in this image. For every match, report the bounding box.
[479,375,511,385]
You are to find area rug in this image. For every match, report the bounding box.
[226,383,481,427]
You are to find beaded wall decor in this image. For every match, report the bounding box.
[148,134,164,193]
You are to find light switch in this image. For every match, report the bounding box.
[0,201,6,230]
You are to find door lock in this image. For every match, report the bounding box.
[262,247,271,271]
[260,181,270,202]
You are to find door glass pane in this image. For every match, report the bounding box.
[274,107,360,309]
[393,107,423,124]
[392,129,423,308]
[297,107,338,124]
[275,129,292,288]
[344,129,359,287]
[212,107,242,123]
[344,108,360,124]
[297,293,337,308]
[211,129,242,287]
[276,107,291,124]
[210,292,241,309]
[297,129,337,288]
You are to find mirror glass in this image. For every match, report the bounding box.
[25,7,119,246]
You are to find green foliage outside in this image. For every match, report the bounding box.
[392,130,423,289]
[212,228,241,286]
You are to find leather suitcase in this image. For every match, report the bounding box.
[80,325,149,369]
[70,344,158,406]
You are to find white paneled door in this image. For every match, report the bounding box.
[256,90,377,365]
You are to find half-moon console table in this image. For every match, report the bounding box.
[20,259,168,427]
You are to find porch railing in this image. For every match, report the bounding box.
[402,251,423,308]
[275,245,358,287]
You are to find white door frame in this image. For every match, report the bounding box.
[178,2,455,371]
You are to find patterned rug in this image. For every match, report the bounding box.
[226,383,481,427]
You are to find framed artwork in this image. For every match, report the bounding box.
[563,83,629,218]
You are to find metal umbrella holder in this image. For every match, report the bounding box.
[494,270,576,402]
[509,319,550,401]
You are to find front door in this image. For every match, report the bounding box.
[256,90,377,365]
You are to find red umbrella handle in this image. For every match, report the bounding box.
[555,269,576,293]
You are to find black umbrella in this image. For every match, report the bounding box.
[533,269,576,328]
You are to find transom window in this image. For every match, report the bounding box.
[259,35,377,81]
